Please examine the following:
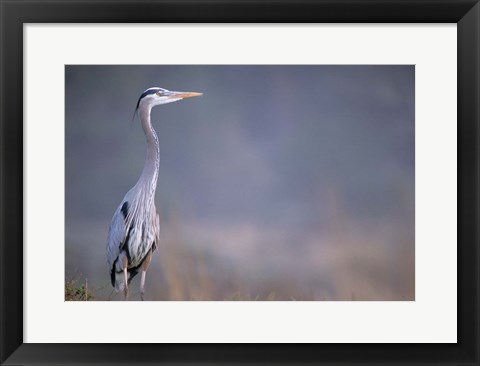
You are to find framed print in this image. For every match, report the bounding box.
[1,0,479,365]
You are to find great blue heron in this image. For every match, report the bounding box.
[106,87,202,300]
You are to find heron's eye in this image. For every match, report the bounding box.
[156,92,162,96]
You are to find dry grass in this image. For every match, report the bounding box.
[65,186,414,301]
[65,274,95,301]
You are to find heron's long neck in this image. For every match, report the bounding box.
[138,108,160,197]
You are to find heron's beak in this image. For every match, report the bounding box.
[169,91,203,99]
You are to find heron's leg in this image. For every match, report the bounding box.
[140,271,146,301]
[122,255,129,300]
[140,248,153,301]
[123,268,128,300]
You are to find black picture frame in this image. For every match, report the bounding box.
[1,1,478,365]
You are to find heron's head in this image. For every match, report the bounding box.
[136,87,203,112]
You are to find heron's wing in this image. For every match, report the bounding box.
[106,201,128,270]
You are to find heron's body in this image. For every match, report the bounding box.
[106,87,202,300]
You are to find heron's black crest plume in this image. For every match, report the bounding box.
[135,87,166,110]
[132,87,167,125]
[131,108,137,127]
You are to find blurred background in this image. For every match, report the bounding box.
[65,65,414,301]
